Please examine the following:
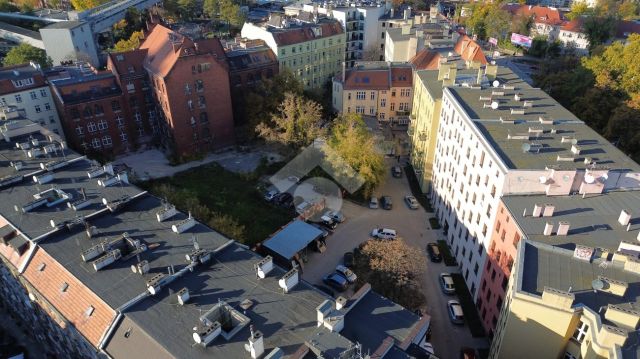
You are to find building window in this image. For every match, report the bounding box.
[97,119,108,130]
[35,105,41,113]
[102,135,112,146]
[564,352,577,359]
[87,122,97,133]
[380,98,386,107]
[355,106,364,114]
[14,94,21,103]
[91,137,101,148]
[111,101,121,112]
[45,103,51,111]
[200,112,208,123]
[572,321,589,343]
[83,106,92,117]
[390,103,395,111]
[75,126,84,135]
[195,80,204,92]
[29,91,37,100]
[40,89,47,97]
[356,91,365,100]
[94,104,104,115]
[198,96,206,108]
[116,115,124,128]
[120,132,128,142]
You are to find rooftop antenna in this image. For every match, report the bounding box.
[80,187,86,200]
[192,235,200,251]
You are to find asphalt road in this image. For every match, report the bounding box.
[301,159,489,359]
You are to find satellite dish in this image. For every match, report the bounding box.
[563,175,571,182]
[571,138,578,145]
[491,101,499,110]
[591,279,605,291]
[522,143,531,152]
[492,80,500,88]
[584,174,595,184]
[131,265,138,273]
[102,198,109,205]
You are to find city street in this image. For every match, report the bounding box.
[301,159,489,359]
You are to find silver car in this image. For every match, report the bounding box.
[404,195,419,210]
[447,300,464,325]
[369,196,378,209]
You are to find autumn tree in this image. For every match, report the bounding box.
[0,0,18,11]
[327,113,385,196]
[484,5,510,40]
[510,12,533,35]
[583,15,616,52]
[111,30,144,52]
[354,239,426,310]
[3,43,52,68]
[220,0,244,30]
[566,2,592,20]
[204,0,220,19]
[618,1,639,20]
[71,0,105,11]
[256,92,325,150]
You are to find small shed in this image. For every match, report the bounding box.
[262,220,324,269]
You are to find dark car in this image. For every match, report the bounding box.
[323,273,348,291]
[309,223,331,238]
[381,196,393,210]
[344,251,354,267]
[314,284,335,297]
[320,215,338,230]
[427,243,442,262]
[275,192,293,207]
[392,166,402,178]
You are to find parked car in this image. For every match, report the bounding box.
[343,251,354,267]
[264,190,279,202]
[426,243,442,262]
[313,284,335,297]
[324,210,345,223]
[447,299,465,325]
[439,273,456,294]
[381,196,393,210]
[371,227,397,240]
[296,201,312,213]
[335,264,357,283]
[392,166,402,178]
[320,215,337,230]
[275,192,292,206]
[404,195,419,210]
[323,273,348,291]
[369,196,378,209]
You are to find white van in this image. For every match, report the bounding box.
[371,228,397,240]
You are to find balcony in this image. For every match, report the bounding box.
[396,110,410,116]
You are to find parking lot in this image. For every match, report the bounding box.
[301,159,489,359]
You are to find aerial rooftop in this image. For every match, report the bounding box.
[502,190,640,252]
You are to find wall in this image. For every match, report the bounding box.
[1,86,64,138]
[40,24,99,67]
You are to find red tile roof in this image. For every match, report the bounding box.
[342,65,412,90]
[140,24,226,78]
[561,18,584,32]
[454,35,488,65]
[409,49,442,70]
[23,248,116,347]
[616,20,640,38]
[503,5,564,26]
[391,67,412,87]
[0,217,31,269]
[272,21,343,46]
[107,49,149,78]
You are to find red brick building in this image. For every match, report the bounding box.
[48,64,141,157]
[140,24,235,158]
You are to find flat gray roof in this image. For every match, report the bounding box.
[503,191,640,251]
[42,20,84,30]
[263,220,323,260]
[521,241,640,335]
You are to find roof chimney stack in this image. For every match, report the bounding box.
[247,325,264,359]
[619,210,632,226]
[542,204,555,217]
[532,203,543,217]
[557,221,570,236]
[544,222,553,236]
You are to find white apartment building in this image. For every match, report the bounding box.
[301,1,388,66]
[430,66,640,298]
[0,63,64,138]
[558,19,589,55]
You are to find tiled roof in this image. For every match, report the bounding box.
[344,69,390,90]
[0,64,46,96]
[409,49,442,70]
[140,24,226,78]
[272,21,343,46]
[390,67,412,87]
[107,49,149,78]
[226,47,277,71]
[23,248,116,347]
[616,20,640,38]
[503,5,564,26]
[561,18,584,32]
[454,35,488,65]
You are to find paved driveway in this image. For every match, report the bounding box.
[301,159,489,359]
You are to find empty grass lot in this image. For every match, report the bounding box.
[141,162,293,246]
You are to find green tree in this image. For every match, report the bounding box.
[510,12,533,35]
[464,3,490,39]
[70,0,104,11]
[484,5,510,40]
[3,43,52,68]
[177,0,198,19]
[219,0,244,30]
[204,0,220,19]
[111,30,144,52]
[328,113,385,196]
[619,1,639,20]
[256,92,325,150]
[0,0,18,11]
[583,16,616,52]
[606,105,640,161]
[566,2,591,20]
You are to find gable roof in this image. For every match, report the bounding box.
[503,5,564,26]
[454,35,488,65]
[409,49,442,70]
[561,18,584,33]
[140,24,226,78]
[616,20,640,38]
[23,247,116,347]
[271,21,343,46]
[107,49,149,78]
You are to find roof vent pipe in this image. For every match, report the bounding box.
[544,222,553,236]
[542,204,555,217]
[532,204,543,217]
[619,210,631,226]
[557,221,570,236]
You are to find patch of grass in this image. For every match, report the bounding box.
[451,273,486,338]
[141,163,293,246]
[428,217,441,229]
[403,165,433,212]
[437,240,457,267]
